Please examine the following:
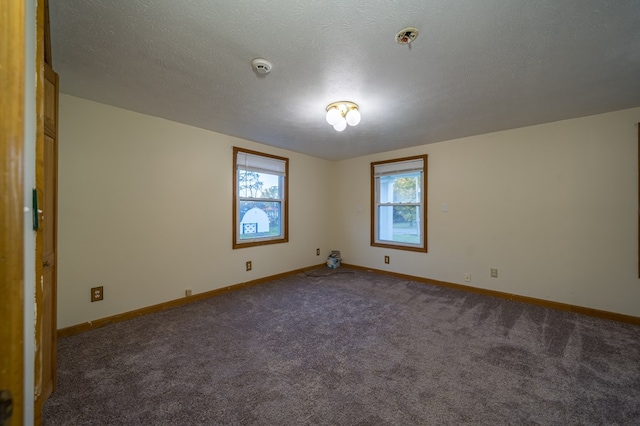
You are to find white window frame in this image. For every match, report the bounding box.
[371,155,428,252]
[233,147,288,249]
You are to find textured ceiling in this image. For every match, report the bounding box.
[50,0,640,161]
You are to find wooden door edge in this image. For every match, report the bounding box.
[0,0,26,424]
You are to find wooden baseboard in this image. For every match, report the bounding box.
[57,264,326,338]
[59,262,640,338]
[342,263,640,325]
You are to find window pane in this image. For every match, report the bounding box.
[377,205,421,244]
[234,147,289,249]
[379,172,421,203]
[238,170,281,199]
[372,154,427,252]
[239,200,281,239]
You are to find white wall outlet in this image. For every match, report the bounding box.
[464,273,471,282]
[491,268,498,278]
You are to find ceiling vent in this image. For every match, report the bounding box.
[396,27,419,45]
[251,58,272,75]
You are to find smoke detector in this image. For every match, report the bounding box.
[396,27,419,44]
[251,58,272,75]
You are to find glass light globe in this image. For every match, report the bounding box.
[333,117,347,131]
[326,107,342,126]
[346,108,361,126]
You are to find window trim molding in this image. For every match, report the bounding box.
[233,146,289,249]
[370,154,428,253]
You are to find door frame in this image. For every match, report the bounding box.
[0,0,26,424]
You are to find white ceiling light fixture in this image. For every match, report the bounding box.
[326,101,361,132]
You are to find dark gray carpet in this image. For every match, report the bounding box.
[44,268,640,425]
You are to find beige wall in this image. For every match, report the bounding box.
[58,95,640,328]
[335,107,640,316]
[57,95,334,328]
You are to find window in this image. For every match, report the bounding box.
[233,147,288,248]
[371,155,427,252]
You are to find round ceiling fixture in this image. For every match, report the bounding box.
[396,27,419,44]
[326,101,361,132]
[251,58,272,75]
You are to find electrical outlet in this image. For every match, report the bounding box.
[464,273,471,282]
[316,248,320,256]
[91,286,103,302]
[491,268,498,278]
[185,289,192,297]
[246,261,252,271]
[384,255,390,264]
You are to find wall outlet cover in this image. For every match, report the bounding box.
[91,286,103,302]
